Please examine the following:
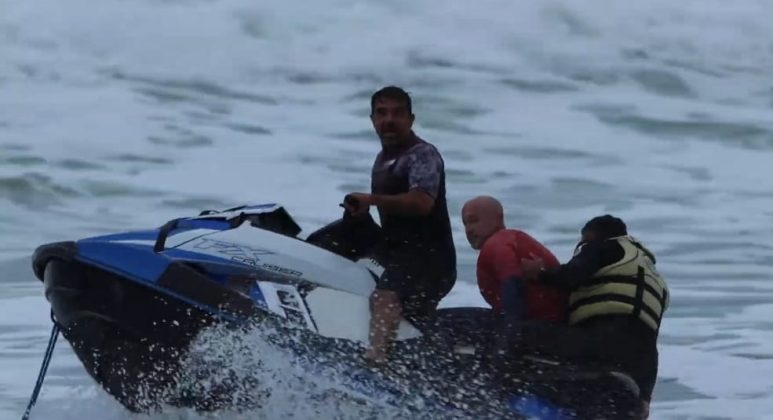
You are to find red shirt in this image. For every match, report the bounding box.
[476,229,567,322]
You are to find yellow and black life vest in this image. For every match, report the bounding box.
[568,236,669,331]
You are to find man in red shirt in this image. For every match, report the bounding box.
[461,196,567,323]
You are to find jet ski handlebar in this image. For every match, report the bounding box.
[340,194,361,213]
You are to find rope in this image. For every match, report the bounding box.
[21,316,60,420]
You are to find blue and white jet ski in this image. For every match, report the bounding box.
[28,203,644,419]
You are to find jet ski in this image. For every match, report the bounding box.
[29,203,644,419]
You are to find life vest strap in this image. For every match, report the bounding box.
[632,266,645,319]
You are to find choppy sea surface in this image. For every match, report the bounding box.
[2,0,773,418]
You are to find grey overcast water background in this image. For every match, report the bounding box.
[2,1,773,418]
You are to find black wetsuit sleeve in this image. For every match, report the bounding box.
[538,240,624,289]
[405,145,443,199]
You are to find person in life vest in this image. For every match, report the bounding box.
[461,195,567,323]
[521,214,669,418]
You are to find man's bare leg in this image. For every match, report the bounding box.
[365,289,402,364]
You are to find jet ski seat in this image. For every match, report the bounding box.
[305,213,385,263]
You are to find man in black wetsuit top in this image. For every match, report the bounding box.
[343,86,457,364]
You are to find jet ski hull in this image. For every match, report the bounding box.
[37,244,265,412]
[38,255,644,418]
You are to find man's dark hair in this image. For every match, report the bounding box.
[582,214,628,239]
[371,86,412,115]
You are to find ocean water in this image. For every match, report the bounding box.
[2,0,773,418]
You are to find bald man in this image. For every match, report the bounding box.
[461,196,567,322]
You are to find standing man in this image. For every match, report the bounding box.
[343,86,457,364]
